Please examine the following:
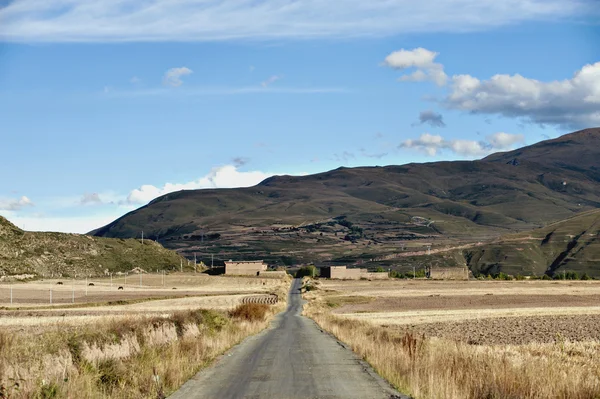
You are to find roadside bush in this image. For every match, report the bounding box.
[541,274,552,280]
[494,272,513,280]
[229,303,269,322]
[296,265,318,278]
[515,274,526,280]
[390,271,405,279]
[581,273,591,280]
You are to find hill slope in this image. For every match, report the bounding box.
[0,216,186,278]
[92,128,600,274]
[463,209,600,278]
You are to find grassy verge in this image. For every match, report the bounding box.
[0,298,287,398]
[305,296,600,399]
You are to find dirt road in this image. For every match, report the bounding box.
[169,278,405,399]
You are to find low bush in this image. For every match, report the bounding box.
[229,303,270,322]
[295,265,318,278]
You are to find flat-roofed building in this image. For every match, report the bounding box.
[225,260,268,276]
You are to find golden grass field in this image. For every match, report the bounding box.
[0,273,291,398]
[304,278,600,399]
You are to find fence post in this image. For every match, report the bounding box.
[50,288,53,304]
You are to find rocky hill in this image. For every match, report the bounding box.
[0,216,186,279]
[91,128,600,276]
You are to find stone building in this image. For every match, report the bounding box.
[320,265,388,280]
[224,260,268,276]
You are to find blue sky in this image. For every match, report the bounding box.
[1,0,599,233]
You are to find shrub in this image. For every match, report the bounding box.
[541,274,552,280]
[296,265,318,278]
[390,271,405,279]
[515,274,526,280]
[494,272,513,280]
[97,359,126,391]
[229,303,269,322]
[581,273,591,281]
[36,382,60,399]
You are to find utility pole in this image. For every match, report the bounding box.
[211,254,214,269]
[413,266,416,279]
[141,230,144,244]
[180,259,183,273]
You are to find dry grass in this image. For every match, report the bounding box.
[304,277,600,399]
[229,303,270,322]
[307,307,600,399]
[0,306,283,398]
[0,275,291,398]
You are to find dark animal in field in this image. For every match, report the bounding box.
[88,283,94,286]
[56,282,63,285]
[118,286,124,290]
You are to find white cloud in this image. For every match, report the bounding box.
[163,67,193,87]
[4,212,128,234]
[384,48,448,86]
[126,164,279,205]
[0,1,593,42]
[400,132,524,157]
[487,132,525,149]
[0,196,34,211]
[261,75,282,88]
[444,62,600,129]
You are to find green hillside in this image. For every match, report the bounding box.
[0,216,186,278]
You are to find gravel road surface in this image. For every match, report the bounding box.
[169,278,406,399]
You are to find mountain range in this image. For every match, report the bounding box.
[92,128,600,277]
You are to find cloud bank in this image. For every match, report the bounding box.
[0,196,34,211]
[0,0,593,42]
[400,132,525,157]
[385,47,600,129]
[126,164,278,205]
[445,62,600,129]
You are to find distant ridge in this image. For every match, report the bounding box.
[91,128,600,276]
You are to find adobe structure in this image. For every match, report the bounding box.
[320,265,388,280]
[224,260,268,276]
[427,266,469,280]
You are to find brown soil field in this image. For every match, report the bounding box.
[399,314,600,345]
[334,294,600,313]
[310,279,600,345]
[319,279,600,298]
